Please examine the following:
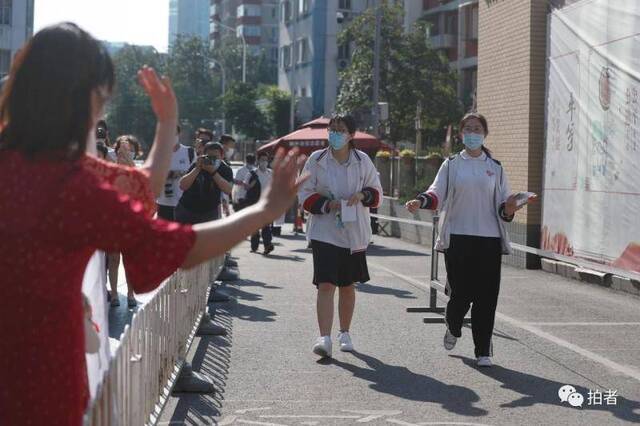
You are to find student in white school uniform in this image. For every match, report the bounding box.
[156,125,195,221]
[405,112,534,368]
[299,114,383,358]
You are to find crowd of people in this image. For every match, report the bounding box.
[0,22,532,425]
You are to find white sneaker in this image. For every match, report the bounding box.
[337,331,354,352]
[312,336,332,358]
[443,328,458,351]
[477,356,493,367]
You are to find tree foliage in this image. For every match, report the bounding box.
[166,36,219,132]
[107,45,164,150]
[260,85,291,138]
[222,82,269,139]
[212,35,277,86]
[336,3,462,146]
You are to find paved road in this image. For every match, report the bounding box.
[159,231,640,426]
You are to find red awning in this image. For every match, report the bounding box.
[258,117,393,157]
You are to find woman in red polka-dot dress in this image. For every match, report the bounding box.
[0,23,306,426]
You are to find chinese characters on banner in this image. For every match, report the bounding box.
[543,0,640,274]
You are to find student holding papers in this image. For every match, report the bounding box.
[298,115,383,358]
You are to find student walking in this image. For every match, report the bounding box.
[249,153,275,254]
[299,114,382,358]
[406,112,533,367]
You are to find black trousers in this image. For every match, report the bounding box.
[156,204,175,221]
[444,234,502,357]
[251,225,273,251]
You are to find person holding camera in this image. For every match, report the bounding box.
[156,125,195,221]
[175,141,233,224]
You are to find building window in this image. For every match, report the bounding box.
[299,0,311,15]
[300,87,307,97]
[282,45,291,68]
[282,1,292,23]
[338,42,350,60]
[0,0,11,26]
[270,47,278,62]
[298,38,310,63]
[271,27,278,43]
[237,25,261,37]
[0,49,10,77]
[237,4,261,17]
[339,0,351,10]
[444,12,457,35]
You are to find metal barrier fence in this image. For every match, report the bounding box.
[84,257,224,426]
[370,213,640,323]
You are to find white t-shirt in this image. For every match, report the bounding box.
[232,165,252,203]
[156,144,194,207]
[255,167,272,191]
[446,151,502,238]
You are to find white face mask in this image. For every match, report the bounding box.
[259,160,268,170]
[225,147,235,159]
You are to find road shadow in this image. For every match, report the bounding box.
[451,355,640,423]
[331,351,488,417]
[219,283,278,323]
[367,245,429,257]
[357,282,417,299]
[234,279,283,290]
[168,302,234,425]
[261,253,305,262]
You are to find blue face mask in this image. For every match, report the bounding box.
[463,133,484,150]
[328,131,348,150]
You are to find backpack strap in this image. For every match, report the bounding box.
[188,147,195,164]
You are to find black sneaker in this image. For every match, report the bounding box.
[264,245,274,255]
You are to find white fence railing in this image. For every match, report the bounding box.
[84,257,224,426]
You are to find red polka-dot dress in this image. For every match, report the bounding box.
[0,151,196,425]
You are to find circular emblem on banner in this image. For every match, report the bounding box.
[599,67,611,111]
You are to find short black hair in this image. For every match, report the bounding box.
[204,141,224,155]
[196,127,214,141]
[245,153,256,164]
[329,114,357,134]
[219,134,235,144]
[176,124,181,135]
[97,120,108,130]
[258,152,269,160]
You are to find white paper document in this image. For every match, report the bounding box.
[340,200,357,222]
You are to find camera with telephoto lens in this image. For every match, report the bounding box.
[96,127,107,140]
[202,155,213,166]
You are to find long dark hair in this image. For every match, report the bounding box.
[0,23,115,160]
[459,112,492,158]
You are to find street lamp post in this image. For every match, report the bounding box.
[215,21,247,83]
[210,60,226,134]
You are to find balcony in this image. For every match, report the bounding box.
[428,33,457,49]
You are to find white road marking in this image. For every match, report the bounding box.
[236,407,272,414]
[369,261,640,383]
[387,421,494,426]
[260,415,361,419]
[218,416,237,425]
[237,420,288,426]
[342,410,403,423]
[524,322,640,326]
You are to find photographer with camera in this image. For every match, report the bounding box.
[175,141,233,224]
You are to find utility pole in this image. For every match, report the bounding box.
[371,0,382,137]
[289,8,297,133]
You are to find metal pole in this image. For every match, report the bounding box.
[216,22,247,84]
[289,11,296,132]
[221,65,226,134]
[241,35,247,84]
[372,0,382,137]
